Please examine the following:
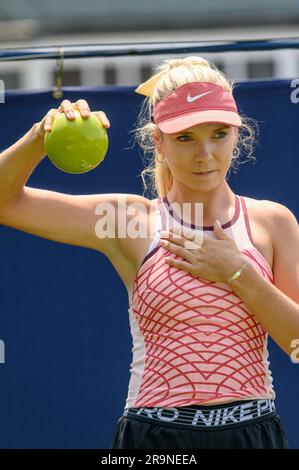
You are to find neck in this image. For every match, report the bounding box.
[166,181,236,226]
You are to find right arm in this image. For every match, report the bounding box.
[0,100,142,258]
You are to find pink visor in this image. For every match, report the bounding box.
[153,82,242,133]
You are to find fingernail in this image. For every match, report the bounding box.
[67,111,75,118]
[82,110,89,116]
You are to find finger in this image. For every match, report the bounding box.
[75,99,91,118]
[58,99,76,119]
[161,226,193,241]
[170,226,197,241]
[184,240,202,250]
[160,239,194,262]
[165,257,194,274]
[160,231,185,248]
[161,230,195,248]
[95,111,110,128]
[44,109,60,132]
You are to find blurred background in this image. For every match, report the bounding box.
[0,0,299,90]
[0,0,298,450]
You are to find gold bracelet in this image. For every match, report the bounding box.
[227,260,251,286]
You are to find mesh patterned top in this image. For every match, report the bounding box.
[124,194,275,410]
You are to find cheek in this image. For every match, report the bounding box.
[168,154,190,174]
[163,144,186,169]
[215,140,234,160]
[167,158,184,175]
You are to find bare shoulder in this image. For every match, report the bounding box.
[118,194,151,204]
[244,196,299,303]
[242,196,299,293]
[116,193,154,221]
[244,196,298,229]
[257,199,299,251]
[116,193,156,255]
[109,194,158,294]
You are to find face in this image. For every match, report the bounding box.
[153,122,238,194]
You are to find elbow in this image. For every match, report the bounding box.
[289,338,299,364]
[0,202,12,226]
[0,205,5,225]
[0,190,25,226]
[0,203,9,225]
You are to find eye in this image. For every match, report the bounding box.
[214,131,228,139]
[176,131,228,142]
[176,135,192,142]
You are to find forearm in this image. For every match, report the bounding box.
[229,262,299,357]
[0,124,45,208]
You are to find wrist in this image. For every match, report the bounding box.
[227,257,251,286]
[29,124,47,157]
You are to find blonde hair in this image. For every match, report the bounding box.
[132,56,258,198]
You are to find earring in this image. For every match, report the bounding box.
[157,154,166,163]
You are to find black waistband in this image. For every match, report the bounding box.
[124,399,276,429]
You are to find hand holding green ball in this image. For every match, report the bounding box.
[44,108,109,174]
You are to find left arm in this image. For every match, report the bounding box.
[229,202,299,357]
[160,202,299,358]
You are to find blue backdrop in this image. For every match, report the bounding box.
[0,80,298,448]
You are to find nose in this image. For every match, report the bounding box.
[194,142,213,161]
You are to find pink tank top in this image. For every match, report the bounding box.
[125,194,275,409]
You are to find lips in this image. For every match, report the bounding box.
[192,170,215,174]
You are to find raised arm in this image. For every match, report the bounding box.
[0,100,144,258]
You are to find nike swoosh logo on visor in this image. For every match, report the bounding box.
[187,91,213,103]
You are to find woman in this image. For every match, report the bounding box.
[0,56,298,449]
